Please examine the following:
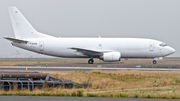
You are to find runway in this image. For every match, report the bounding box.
[23,62,180,68]
[0,96,179,101]
[0,65,180,72]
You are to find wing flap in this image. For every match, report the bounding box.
[3,37,28,43]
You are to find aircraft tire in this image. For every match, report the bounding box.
[153,60,157,64]
[88,59,94,64]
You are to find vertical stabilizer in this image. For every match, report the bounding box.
[8,6,54,39]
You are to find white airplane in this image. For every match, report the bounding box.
[4,7,175,64]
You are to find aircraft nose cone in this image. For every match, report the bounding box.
[169,47,175,54]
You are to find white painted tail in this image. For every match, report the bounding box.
[8,6,54,39]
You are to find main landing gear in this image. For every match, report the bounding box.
[153,60,157,64]
[88,58,94,64]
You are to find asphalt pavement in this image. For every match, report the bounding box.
[0,66,180,72]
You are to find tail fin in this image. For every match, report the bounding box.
[8,6,54,39]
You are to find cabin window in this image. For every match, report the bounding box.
[159,43,167,47]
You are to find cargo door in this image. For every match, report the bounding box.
[39,41,44,51]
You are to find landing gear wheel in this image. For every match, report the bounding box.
[88,59,94,64]
[153,60,157,64]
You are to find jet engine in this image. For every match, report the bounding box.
[100,52,121,62]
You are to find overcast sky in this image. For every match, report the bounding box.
[0,0,180,58]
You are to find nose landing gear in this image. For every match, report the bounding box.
[153,60,157,64]
[88,58,94,64]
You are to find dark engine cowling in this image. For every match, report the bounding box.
[100,52,121,62]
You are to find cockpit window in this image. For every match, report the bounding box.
[159,43,167,47]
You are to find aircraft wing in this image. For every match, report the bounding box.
[3,37,28,43]
[69,47,103,57]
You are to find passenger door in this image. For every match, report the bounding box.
[149,42,154,51]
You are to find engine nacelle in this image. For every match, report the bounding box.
[102,52,121,62]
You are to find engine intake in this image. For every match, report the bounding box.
[101,52,121,62]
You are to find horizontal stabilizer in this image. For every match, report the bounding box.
[3,37,28,43]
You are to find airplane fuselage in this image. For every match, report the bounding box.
[12,38,174,59]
